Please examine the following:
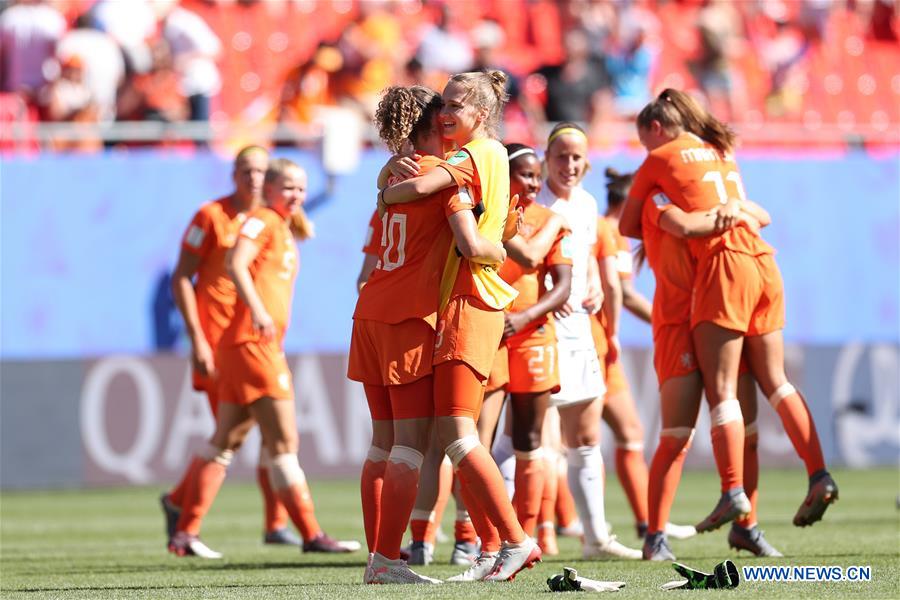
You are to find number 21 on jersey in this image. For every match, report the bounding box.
[379,213,407,271]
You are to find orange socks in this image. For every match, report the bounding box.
[448,437,526,545]
[269,454,321,542]
[770,384,826,476]
[736,424,759,528]
[555,461,579,528]
[168,457,203,508]
[614,444,649,527]
[257,466,289,532]
[457,469,501,553]
[647,428,693,533]
[176,447,232,535]
[374,446,423,560]
[427,457,453,545]
[709,399,745,492]
[361,446,388,552]
[513,448,545,536]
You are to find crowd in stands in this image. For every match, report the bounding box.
[1,0,897,151]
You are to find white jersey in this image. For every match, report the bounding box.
[537,184,599,350]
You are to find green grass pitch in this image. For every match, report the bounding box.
[2,468,898,599]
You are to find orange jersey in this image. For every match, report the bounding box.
[361,209,382,256]
[499,201,573,345]
[605,216,633,280]
[353,156,456,327]
[630,132,773,266]
[180,197,247,346]
[640,188,696,328]
[591,217,619,348]
[220,207,298,347]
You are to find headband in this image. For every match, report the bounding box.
[507,147,536,162]
[547,126,588,146]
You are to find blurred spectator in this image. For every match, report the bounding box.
[38,54,95,121]
[277,43,341,141]
[0,0,66,98]
[89,0,156,73]
[562,0,618,55]
[158,1,222,122]
[415,3,473,75]
[605,24,653,119]
[56,14,124,124]
[116,38,187,123]
[471,19,539,143]
[690,0,743,120]
[762,10,809,118]
[529,28,611,128]
[335,2,406,119]
[799,0,832,44]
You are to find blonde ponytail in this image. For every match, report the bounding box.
[447,69,510,138]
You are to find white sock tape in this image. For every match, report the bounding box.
[410,509,435,522]
[514,447,545,461]
[710,399,743,427]
[445,435,480,468]
[366,445,390,463]
[456,509,471,523]
[617,441,644,451]
[389,445,424,470]
[745,421,759,437]
[270,453,304,490]
[768,382,796,409]
[199,443,234,467]
[660,427,695,440]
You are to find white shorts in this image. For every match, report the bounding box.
[549,347,605,407]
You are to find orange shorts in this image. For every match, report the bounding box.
[191,371,221,417]
[652,322,698,387]
[217,341,293,406]
[653,321,752,387]
[348,318,434,386]
[604,359,629,397]
[434,360,486,419]
[433,296,504,380]
[485,344,509,392]
[691,251,785,336]
[507,338,561,395]
[364,376,434,421]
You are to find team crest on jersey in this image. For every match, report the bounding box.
[680,353,694,369]
[652,192,671,207]
[447,150,468,166]
[242,217,266,239]
[185,225,205,248]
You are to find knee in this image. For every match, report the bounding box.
[511,427,542,452]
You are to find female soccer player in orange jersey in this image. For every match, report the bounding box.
[621,88,837,545]
[162,146,305,551]
[349,85,507,584]
[593,169,695,543]
[167,158,358,558]
[497,143,573,549]
[381,71,542,582]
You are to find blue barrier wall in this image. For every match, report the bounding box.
[2,149,897,359]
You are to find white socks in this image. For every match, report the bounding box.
[566,445,608,545]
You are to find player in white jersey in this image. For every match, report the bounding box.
[536,122,640,560]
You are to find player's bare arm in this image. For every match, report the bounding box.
[448,210,506,265]
[226,239,276,341]
[171,250,216,378]
[504,263,572,339]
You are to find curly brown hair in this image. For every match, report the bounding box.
[374,85,442,154]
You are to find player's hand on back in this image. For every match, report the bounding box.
[252,309,277,342]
